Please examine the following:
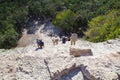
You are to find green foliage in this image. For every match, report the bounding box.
[52,9,77,31]
[0,0,28,49]
[28,0,63,19]
[84,10,120,42]
[0,21,18,49]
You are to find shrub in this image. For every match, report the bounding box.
[52,9,77,32]
[84,10,120,42]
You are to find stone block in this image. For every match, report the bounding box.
[70,47,93,57]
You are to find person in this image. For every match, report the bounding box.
[67,36,70,41]
[48,32,52,37]
[51,36,55,45]
[36,39,44,49]
[52,35,59,45]
[70,33,78,45]
[62,36,67,44]
[58,32,63,41]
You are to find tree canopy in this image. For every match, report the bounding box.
[84,10,120,42]
[52,9,77,32]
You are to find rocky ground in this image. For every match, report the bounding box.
[0,23,120,80]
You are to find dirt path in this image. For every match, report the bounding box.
[17,29,41,47]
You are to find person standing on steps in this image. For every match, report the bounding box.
[52,35,59,45]
[51,36,55,45]
[66,36,70,41]
[62,36,67,44]
[70,33,78,45]
[54,35,59,45]
[36,39,44,49]
[58,32,63,41]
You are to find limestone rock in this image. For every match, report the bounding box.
[52,52,120,80]
[70,46,93,57]
[0,25,120,80]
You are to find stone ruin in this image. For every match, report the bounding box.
[70,46,93,57]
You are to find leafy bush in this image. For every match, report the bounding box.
[84,10,120,42]
[52,9,77,31]
[0,0,28,49]
[0,21,18,49]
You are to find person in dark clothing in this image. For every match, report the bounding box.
[59,32,62,38]
[62,36,67,44]
[36,39,44,49]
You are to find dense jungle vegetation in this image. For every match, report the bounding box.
[0,0,120,49]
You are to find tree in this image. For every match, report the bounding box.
[0,21,18,49]
[52,9,77,32]
[84,10,120,42]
